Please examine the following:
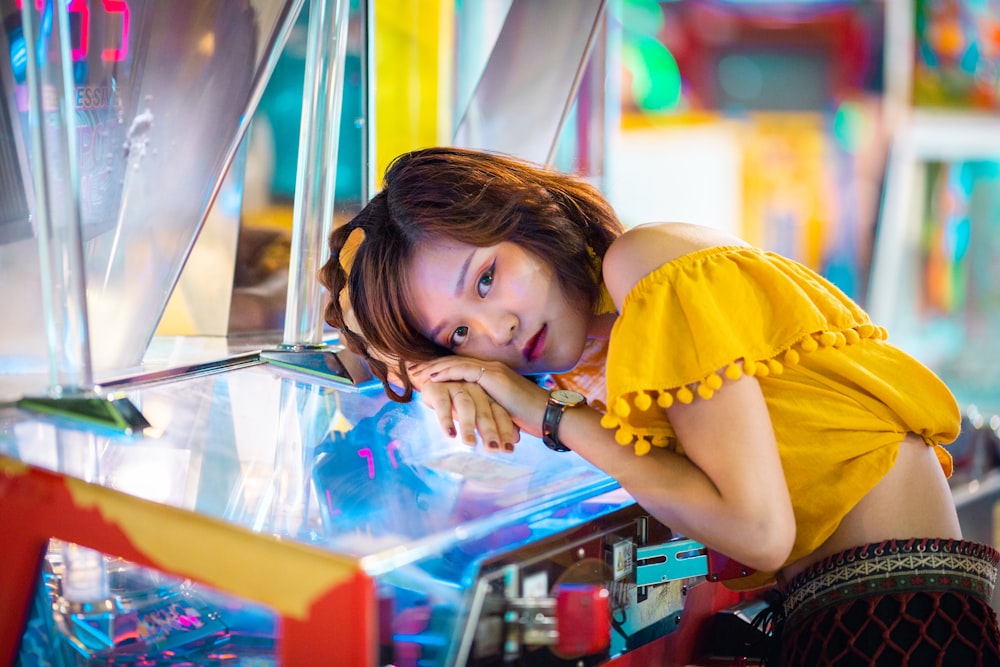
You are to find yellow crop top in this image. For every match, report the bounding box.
[598,245,961,589]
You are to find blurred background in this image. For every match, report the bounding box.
[173,0,999,425]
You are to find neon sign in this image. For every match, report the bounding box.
[357,441,401,480]
[15,0,130,62]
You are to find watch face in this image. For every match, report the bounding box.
[550,389,585,406]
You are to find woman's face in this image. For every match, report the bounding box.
[406,239,592,374]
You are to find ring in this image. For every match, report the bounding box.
[476,367,485,382]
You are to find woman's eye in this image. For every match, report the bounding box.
[477,262,495,298]
[449,326,469,348]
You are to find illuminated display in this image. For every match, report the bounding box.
[5,0,140,236]
[357,440,401,480]
[13,0,131,64]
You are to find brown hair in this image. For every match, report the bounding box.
[319,146,624,402]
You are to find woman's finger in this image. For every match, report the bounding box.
[418,381,460,439]
[450,383,509,453]
[490,401,520,453]
[419,359,490,385]
[451,389,480,446]
[462,386,506,452]
[473,395,503,452]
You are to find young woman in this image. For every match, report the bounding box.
[319,146,1000,665]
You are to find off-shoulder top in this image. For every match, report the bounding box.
[598,245,961,590]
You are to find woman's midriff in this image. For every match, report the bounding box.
[777,433,963,586]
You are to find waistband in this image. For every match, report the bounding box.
[781,538,1000,629]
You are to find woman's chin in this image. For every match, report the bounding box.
[535,354,585,377]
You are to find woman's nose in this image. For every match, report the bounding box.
[483,311,517,346]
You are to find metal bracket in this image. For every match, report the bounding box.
[17,393,150,436]
[261,348,375,387]
[635,538,708,586]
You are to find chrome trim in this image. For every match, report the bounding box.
[95,352,264,393]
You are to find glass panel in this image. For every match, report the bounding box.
[452,0,606,167]
[220,1,368,337]
[2,361,615,561]
[2,357,623,665]
[0,0,305,384]
[18,539,278,665]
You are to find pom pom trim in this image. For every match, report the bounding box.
[606,324,887,456]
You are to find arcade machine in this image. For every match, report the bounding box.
[0,1,753,665]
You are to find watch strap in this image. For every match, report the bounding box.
[542,401,573,452]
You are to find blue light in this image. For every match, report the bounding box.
[10,29,27,83]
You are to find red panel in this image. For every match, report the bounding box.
[0,457,376,666]
[556,584,612,656]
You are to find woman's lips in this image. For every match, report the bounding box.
[523,324,547,363]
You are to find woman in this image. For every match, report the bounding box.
[319,146,1000,665]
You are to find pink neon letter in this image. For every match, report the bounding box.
[101,0,129,61]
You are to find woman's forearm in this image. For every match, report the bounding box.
[414,355,796,572]
[556,405,794,572]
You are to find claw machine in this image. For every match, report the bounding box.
[0,1,745,665]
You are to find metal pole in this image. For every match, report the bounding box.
[282,0,352,349]
[20,0,93,396]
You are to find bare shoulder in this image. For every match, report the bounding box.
[603,222,748,308]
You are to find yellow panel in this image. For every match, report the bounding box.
[374,0,453,181]
[61,473,360,619]
[740,113,829,269]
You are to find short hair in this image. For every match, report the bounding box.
[319,146,624,401]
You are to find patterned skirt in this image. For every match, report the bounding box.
[777,538,1000,666]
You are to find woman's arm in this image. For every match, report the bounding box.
[570,375,796,573]
[415,355,794,572]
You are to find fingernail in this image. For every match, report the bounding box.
[447,427,456,438]
[504,442,514,452]
[489,440,500,450]
[430,371,438,378]
[464,434,477,444]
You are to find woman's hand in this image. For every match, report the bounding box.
[416,378,521,453]
[411,356,551,448]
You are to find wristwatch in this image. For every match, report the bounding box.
[542,389,587,452]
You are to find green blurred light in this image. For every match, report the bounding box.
[624,36,682,112]
[832,101,864,151]
[619,0,665,35]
